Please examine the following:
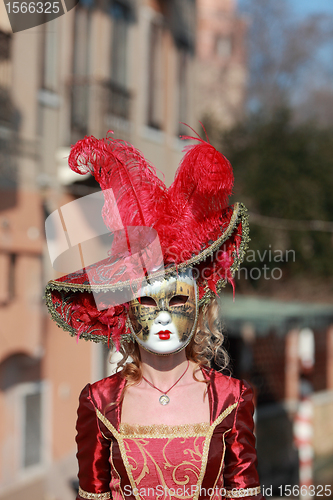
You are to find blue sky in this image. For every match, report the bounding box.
[291,0,333,18]
[238,0,333,18]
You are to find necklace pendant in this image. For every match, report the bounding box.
[159,394,170,406]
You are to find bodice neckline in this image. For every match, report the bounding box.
[118,366,212,430]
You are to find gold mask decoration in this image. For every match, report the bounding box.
[128,273,198,355]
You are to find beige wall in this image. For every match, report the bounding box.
[312,391,333,457]
[44,321,92,461]
[196,0,247,129]
[0,191,43,364]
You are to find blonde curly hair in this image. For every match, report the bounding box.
[115,297,229,387]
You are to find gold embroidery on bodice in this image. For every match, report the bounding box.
[119,422,211,438]
[96,403,237,500]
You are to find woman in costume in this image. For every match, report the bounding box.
[45,129,263,500]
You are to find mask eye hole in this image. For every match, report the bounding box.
[169,295,188,306]
[138,296,157,307]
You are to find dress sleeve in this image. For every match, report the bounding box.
[76,384,112,500]
[223,380,264,500]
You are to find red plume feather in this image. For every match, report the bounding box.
[68,132,167,231]
[159,127,234,262]
[68,127,234,266]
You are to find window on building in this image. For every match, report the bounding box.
[0,30,12,124]
[0,252,9,302]
[105,0,131,120]
[8,252,16,300]
[23,386,42,468]
[177,45,189,135]
[0,252,16,303]
[41,22,58,91]
[73,6,91,79]
[0,31,10,61]
[70,4,92,140]
[0,355,45,478]
[110,1,130,88]
[0,32,18,188]
[147,21,165,130]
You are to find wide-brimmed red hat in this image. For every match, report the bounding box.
[45,128,249,348]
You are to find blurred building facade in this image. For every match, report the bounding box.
[196,0,247,129]
[0,1,196,499]
[0,0,248,499]
[222,294,333,491]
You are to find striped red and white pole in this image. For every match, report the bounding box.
[293,397,313,500]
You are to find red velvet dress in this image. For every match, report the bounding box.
[75,368,264,500]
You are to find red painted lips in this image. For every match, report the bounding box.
[157,330,171,340]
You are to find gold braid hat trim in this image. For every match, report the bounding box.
[78,487,110,499]
[45,202,248,294]
[224,486,261,498]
